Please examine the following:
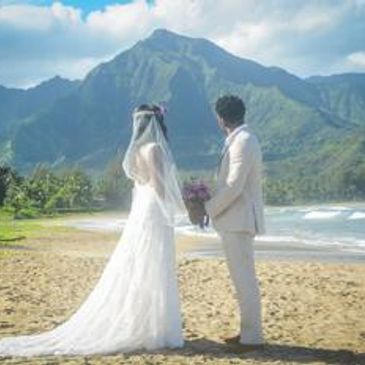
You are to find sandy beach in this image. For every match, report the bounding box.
[0,215,364,364]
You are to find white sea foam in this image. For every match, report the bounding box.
[303,211,342,220]
[327,206,352,211]
[348,212,365,220]
[256,235,299,243]
[258,235,339,248]
[60,207,365,256]
[256,233,365,252]
[177,228,365,252]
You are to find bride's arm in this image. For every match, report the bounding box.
[146,143,165,199]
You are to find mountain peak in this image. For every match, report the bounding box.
[41,75,71,86]
[135,28,190,54]
[28,75,81,93]
[149,28,195,41]
[150,28,177,38]
[142,28,209,50]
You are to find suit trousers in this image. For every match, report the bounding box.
[219,231,263,344]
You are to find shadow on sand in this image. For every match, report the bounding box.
[179,339,364,365]
[2,338,363,364]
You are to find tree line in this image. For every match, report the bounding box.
[264,171,365,205]
[0,159,132,219]
[0,160,364,219]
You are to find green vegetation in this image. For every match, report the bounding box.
[264,173,365,206]
[0,209,37,243]
[0,157,133,254]
[0,208,45,256]
[1,151,363,222]
[0,205,84,259]
[0,157,132,220]
[3,165,93,218]
[182,165,365,206]
[95,157,133,209]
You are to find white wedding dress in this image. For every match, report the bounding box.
[0,110,186,357]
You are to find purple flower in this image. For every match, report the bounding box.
[182,180,211,202]
[157,104,167,117]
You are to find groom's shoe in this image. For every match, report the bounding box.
[223,335,264,352]
[222,334,240,344]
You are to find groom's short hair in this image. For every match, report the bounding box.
[215,95,245,126]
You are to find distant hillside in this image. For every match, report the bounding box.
[1,29,364,201]
[0,76,80,164]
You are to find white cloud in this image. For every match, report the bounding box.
[0,2,81,30]
[0,0,365,88]
[87,0,153,39]
[347,52,365,68]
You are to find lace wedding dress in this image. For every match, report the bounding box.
[0,110,186,357]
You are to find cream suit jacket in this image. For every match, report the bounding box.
[205,125,265,235]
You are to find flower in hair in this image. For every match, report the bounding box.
[157,104,167,117]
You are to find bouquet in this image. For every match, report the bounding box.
[182,180,211,227]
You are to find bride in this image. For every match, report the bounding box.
[0,104,187,357]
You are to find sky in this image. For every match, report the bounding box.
[1,0,365,88]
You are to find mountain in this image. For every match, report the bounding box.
[0,76,80,132]
[1,29,364,199]
[307,73,365,127]
[0,76,80,164]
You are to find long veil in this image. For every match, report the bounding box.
[122,109,187,226]
[0,109,187,358]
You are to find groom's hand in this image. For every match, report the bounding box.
[196,201,206,226]
[201,203,210,228]
[203,212,210,227]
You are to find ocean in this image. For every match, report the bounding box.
[176,204,365,261]
[64,203,365,262]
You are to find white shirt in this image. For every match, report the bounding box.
[222,124,247,152]
[217,124,247,174]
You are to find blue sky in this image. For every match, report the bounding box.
[46,1,135,13]
[0,0,365,88]
[37,1,154,13]
[1,1,154,13]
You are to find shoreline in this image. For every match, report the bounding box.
[265,200,365,208]
[177,235,365,264]
[56,212,365,263]
[53,210,365,264]
[2,208,364,264]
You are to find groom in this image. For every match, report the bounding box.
[204,95,265,349]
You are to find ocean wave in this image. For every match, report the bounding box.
[61,212,365,254]
[257,235,341,248]
[256,234,365,251]
[326,206,352,211]
[303,211,342,220]
[268,205,356,213]
[256,235,299,243]
[348,212,365,220]
[341,238,365,247]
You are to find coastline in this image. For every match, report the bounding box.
[180,234,365,264]
[54,208,365,264]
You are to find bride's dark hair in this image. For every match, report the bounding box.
[134,104,168,141]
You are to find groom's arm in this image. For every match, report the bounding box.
[205,136,254,218]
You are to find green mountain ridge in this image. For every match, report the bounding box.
[0,29,364,200]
